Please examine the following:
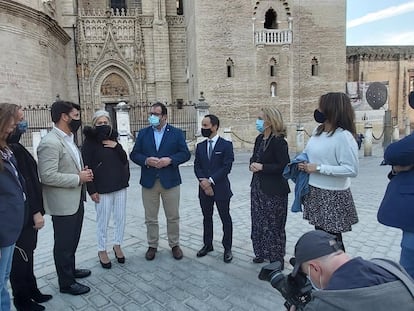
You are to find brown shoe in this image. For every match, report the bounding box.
[145,247,157,261]
[172,246,183,260]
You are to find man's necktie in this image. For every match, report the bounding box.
[208,140,213,160]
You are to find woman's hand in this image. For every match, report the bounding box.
[33,212,45,230]
[249,162,263,172]
[102,140,117,148]
[298,162,317,174]
[90,192,100,203]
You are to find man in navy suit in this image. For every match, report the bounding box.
[194,114,234,263]
[130,102,191,261]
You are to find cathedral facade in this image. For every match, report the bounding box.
[1,0,349,148]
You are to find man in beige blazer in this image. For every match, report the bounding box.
[37,101,93,295]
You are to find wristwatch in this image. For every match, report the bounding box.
[316,165,321,172]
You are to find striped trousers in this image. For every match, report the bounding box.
[95,188,127,251]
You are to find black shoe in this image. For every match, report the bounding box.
[99,258,112,269]
[196,245,214,257]
[224,250,233,263]
[113,246,125,264]
[253,257,264,263]
[60,282,90,295]
[98,252,112,269]
[14,297,45,311]
[172,246,183,260]
[74,269,91,278]
[145,247,157,261]
[31,289,53,303]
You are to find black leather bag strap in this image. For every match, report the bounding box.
[371,258,414,298]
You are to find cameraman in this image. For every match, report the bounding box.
[289,230,414,311]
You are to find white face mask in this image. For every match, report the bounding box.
[307,265,323,291]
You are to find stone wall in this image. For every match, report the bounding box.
[185,0,347,149]
[0,0,72,108]
[347,46,414,130]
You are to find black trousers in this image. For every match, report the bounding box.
[200,196,233,251]
[10,225,38,300]
[52,203,84,288]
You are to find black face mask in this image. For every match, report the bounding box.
[314,109,326,123]
[7,129,22,144]
[95,125,113,140]
[409,91,414,109]
[201,128,212,138]
[69,119,82,133]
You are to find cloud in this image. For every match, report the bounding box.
[380,31,414,45]
[349,31,414,45]
[347,1,414,29]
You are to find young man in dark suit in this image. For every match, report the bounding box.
[130,102,191,261]
[194,114,234,263]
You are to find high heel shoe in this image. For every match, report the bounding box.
[113,246,125,264]
[98,251,112,269]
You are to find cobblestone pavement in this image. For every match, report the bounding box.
[15,144,401,311]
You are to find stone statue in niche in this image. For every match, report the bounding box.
[42,0,56,17]
[271,84,276,97]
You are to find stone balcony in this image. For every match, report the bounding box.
[254,29,292,45]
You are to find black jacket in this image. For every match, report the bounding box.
[250,134,290,196]
[81,126,130,195]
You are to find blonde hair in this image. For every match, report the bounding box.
[262,107,286,137]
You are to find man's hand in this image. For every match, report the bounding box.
[199,178,214,196]
[392,164,414,174]
[79,166,94,184]
[33,212,44,230]
[102,140,117,148]
[204,186,214,196]
[199,178,211,191]
[146,157,160,167]
[289,306,296,311]
[156,157,172,168]
[90,192,100,203]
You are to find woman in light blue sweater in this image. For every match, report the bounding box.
[297,92,359,250]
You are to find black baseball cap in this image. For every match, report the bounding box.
[291,230,343,277]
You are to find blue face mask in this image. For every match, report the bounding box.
[256,119,265,133]
[148,114,160,127]
[17,120,28,133]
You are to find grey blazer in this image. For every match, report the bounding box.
[37,128,83,216]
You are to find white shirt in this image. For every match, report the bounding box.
[206,134,219,184]
[152,123,167,151]
[304,128,358,190]
[206,134,219,155]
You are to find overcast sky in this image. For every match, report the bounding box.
[347,0,414,45]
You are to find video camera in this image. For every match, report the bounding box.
[258,261,312,311]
